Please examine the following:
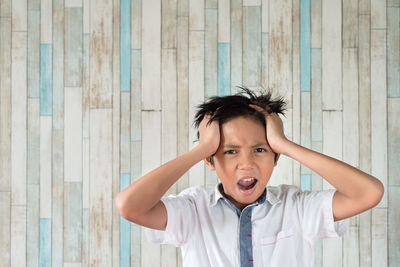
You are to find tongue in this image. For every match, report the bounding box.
[238,179,255,186]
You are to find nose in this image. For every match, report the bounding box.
[238,152,256,169]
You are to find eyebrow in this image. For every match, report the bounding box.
[223,143,269,149]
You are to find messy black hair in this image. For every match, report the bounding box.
[192,86,287,164]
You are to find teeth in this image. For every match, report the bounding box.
[242,177,255,182]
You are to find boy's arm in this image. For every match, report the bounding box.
[280,140,384,221]
[115,114,220,230]
[115,145,210,230]
[249,103,384,222]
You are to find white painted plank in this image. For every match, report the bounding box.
[11,31,27,206]
[131,0,142,49]
[262,0,269,33]
[189,0,204,30]
[322,0,342,110]
[371,0,387,29]
[269,0,293,107]
[65,87,83,182]
[120,92,130,174]
[230,0,242,92]
[81,209,89,266]
[0,192,11,265]
[218,0,230,43]
[112,0,121,264]
[371,29,387,208]
[388,98,400,185]
[27,184,39,267]
[89,109,113,266]
[65,0,82,7]
[82,35,90,138]
[243,0,261,6]
[141,111,161,267]
[323,238,343,267]
[40,0,52,44]
[83,0,89,34]
[372,208,387,267]
[342,0,358,48]
[342,48,359,168]
[11,0,27,31]
[89,0,113,107]
[142,0,161,110]
[311,0,322,48]
[162,0,177,49]
[82,138,89,209]
[0,17,11,192]
[11,206,26,267]
[343,226,360,267]
[188,30,205,187]
[40,116,52,219]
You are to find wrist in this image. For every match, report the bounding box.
[194,144,215,158]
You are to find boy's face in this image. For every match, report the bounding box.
[204,116,279,210]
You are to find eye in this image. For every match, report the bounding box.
[256,148,267,152]
[224,150,236,154]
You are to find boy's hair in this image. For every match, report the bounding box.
[192,86,287,165]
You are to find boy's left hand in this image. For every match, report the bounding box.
[249,103,289,155]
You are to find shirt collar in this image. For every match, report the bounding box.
[209,182,281,208]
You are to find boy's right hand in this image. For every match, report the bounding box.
[198,114,220,156]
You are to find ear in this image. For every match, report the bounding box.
[204,156,216,171]
[273,153,280,167]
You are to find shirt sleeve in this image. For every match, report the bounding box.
[295,188,349,241]
[144,193,198,247]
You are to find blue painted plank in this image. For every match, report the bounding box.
[300,174,312,191]
[300,0,311,92]
[120,0,131,92]
[39,218,51,267]
[40,44,52,115]
[120,173,131,267]
[218,43,230,96]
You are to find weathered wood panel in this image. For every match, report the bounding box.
[322,0,341,111]
[89,109,113,266]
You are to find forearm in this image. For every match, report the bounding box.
[281,140,384,200]
[115,145,210,217]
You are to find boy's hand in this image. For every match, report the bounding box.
[198,114,220,156]
[249,103,289,154]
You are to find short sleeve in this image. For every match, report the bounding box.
[295,189,349,241]
[144,193,198,247]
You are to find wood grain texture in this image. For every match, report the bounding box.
[89,0,113,108]
[142,0,161,110]
[11,32,27,205]
[89,109,113,266]
[0,2,398,266]
[322,0,341,110]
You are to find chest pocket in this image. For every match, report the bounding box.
[260,228,297,266]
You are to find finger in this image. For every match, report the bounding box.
[249,104,273,115]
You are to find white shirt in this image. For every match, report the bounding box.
[145,183,349,267]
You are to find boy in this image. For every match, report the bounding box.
[115,87,384,267]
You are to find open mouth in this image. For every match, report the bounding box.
[237,177,258,192]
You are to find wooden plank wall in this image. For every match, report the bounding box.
[0,0,398,266]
